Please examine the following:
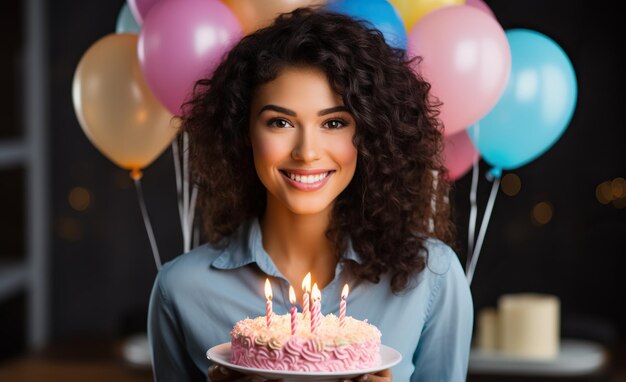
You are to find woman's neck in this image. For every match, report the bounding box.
[260,193,337,291]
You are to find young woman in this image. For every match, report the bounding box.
[148,7,473,382]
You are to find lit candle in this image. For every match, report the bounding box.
[340,284,349,327]
[289,286,297,336]
[301,272,311,320]
[264,278,273,328]
[311,283,321,335]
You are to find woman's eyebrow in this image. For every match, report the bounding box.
[318,106,348,116]
[258,105,296,116]
[257,105,348,117]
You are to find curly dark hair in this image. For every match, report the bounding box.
[182,7,455,294]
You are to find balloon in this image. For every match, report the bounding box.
[389,0,463,31]
[138,0,242,115]
[116,4,140,33]
[223,0,327,35]
[326,0,407,50]
[468,29,577,175]
[127,0,159,25]
[465,0,496,19]
[72,34,178,171]
[407,5,510,136]
[443,130,479,181]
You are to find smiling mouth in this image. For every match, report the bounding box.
[279,170,335,184]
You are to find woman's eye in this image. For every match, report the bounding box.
[268,118,293,128]
[324,119,347,129]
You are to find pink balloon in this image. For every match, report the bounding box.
[443,130,479,181]
[465,0,496,19]
[138,0,242,115]
[407,5,510,136]
[127,0,160,25]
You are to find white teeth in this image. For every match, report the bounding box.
[285,171,330,184]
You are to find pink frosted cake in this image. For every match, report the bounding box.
[230,313,381,372]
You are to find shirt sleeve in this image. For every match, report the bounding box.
[411,246,474,382]
[148,270,206,382]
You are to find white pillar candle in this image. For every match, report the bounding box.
[476,307,499,351]
[498,293,560,359]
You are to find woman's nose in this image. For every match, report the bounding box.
[291,127,320,162]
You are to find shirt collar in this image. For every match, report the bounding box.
[211,217,362,274]
[211,218,283,278]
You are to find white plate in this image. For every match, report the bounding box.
[206,343,402,381]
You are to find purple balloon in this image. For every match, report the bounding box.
[465,0,496,19]
[127,0,160,25]
[138,0,242,115]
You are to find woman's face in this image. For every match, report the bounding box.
[249,66,358,216]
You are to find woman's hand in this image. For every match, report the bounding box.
[343,368,392,382]
[208,365,282,382]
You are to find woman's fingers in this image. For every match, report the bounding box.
[208,365,230,381]
[207,365,244,381]
[342,368,393,382]
[208,365,283,382]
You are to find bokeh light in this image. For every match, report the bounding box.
[68,187,91,211]
[501,173,521,196]
[531,201,553,226]
[596,178,626,208]
[611,177,625,199]
[596,181,613,205]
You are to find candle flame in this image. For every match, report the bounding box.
[301,272,311,293]
[289,285,296,305]
[312,283,321,300]
[342,284,350,299]
[265,278,273,300]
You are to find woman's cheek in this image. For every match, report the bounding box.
[328,136,358,168]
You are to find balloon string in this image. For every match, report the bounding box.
[188,185,198,233]
[467,123,480,262]
[173,132,198,254]
[428,169,439,234]
[132,174,162,270]
[467,158,479,265]
[466,176,500,285]
[183,131,192,253]
[171,136,184,230]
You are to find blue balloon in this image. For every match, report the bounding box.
[468,29,577,175]
[116,3,140,34]
[326,0,407,50]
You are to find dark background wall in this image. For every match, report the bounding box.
[2,0,624,357]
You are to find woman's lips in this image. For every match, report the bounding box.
[279,170,335,191]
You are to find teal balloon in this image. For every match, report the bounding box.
[116,3,140,33]
[326,0,407,50]
[468,29,577,172]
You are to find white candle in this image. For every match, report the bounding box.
[499,293,560,359]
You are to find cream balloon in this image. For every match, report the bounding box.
[72,33,178,172]
[223,0,327,35]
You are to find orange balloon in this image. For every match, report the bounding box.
[390,0,464,30]
[72,33,178,171]
[222,0,327,35]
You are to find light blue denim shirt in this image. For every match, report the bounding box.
[148,218,473,381]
